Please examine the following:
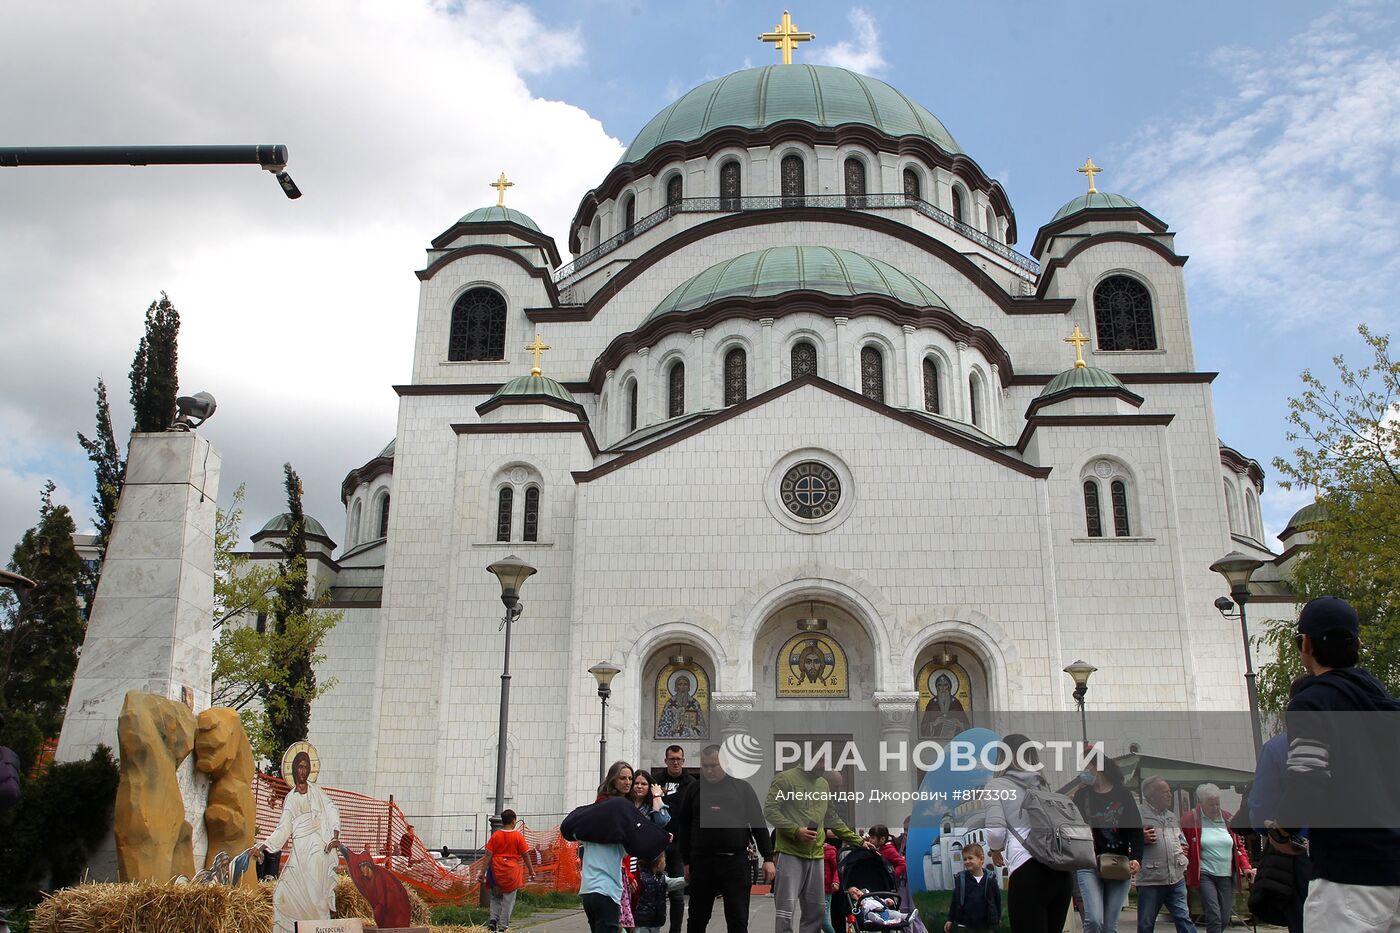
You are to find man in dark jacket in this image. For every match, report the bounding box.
[1276,596,1400,931]
[677,745,775,933]
[656,745,697,933]
[1250,676,1312,933]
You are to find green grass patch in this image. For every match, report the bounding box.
[431,889,581,927]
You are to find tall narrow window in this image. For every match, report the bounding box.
[1084,481,1103,537]
[496,487,513,542]
[791,340,818,379]
[448,287,507,361]
[922,357,940,413]
[1224,480,1241,532]
[591,217,601,250]
[844,157,867,208]
[1111,480,1130,536]
[781,154,805,206]
[723,347,747,406]
[349,501,362,546]
[523,486,540,543]
[985,207,998,241]
[968,374,981,427]
[950,186,965,225]
[720,161,741,210]
[1093,275,1157,351]
[377,495,390,538]
[622,195,636,240]
[626,379,639,433]
[667,361,685,418]
[666,174,683,207]
[860,346,884,402]
[903,167,921,201]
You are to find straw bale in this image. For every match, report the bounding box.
[30,880,271,933]
[335,875,433,926]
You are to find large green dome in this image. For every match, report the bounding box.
[458,205,541,233]
[646,246,947,323]
[621,65,962,165]
[1051,191,1141,222]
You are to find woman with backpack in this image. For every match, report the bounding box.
[983,734,1078,933]
[1070,755,1143,933]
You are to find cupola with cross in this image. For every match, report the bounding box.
[475,332,585,424]
[428,171,562,269]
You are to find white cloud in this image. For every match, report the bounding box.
[0,0,624,556]
[812,9,887,75]
[1117,4,1400,330]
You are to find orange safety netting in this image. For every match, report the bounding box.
[253,772,579,905]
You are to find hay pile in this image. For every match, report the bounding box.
[32,876,466,932]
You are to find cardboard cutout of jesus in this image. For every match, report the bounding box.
[262,742,341,933]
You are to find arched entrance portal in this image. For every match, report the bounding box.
[912,641,990,741]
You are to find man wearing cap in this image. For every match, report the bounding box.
[1274,596,1400,932]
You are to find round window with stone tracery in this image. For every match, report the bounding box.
[780,461,842,520]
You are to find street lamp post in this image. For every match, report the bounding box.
[1211,551,1267,756]
[486,555,537,823]
[0,569,36,597]
[1063,660,1097,746]
[588,662,621,782]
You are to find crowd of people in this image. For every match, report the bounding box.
[524,595,1400,933]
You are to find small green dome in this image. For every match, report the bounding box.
[1284,500,1329,533]
[492,373,577,405]
[458,205,542,233]
[646,246,947,323]
[1051,191,1141,222]
[1039,365,1126,397]
[621,64,962,165]
[256,512,330,540]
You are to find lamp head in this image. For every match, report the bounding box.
[487,554,536,609]
[171,391,217,431]
[589,661,621,697]
[0,568,37,597]
[1063,659,1097,688]
[1210,551,1265,597]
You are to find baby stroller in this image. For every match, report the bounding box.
[838,847,917,933]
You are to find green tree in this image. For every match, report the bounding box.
[210,482,340,767]
[1259,324,1400,711]
[1,483,86,737]
[75,377,126,614]
[129,291,180,433]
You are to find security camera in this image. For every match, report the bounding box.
[172,391,217,431]
[1214,596,1235,613]
[275,171,302,199]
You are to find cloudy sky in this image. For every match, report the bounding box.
[2,0,1397,559]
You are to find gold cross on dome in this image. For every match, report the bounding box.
[489,172,514,207]
[1076,157,1102,195]
[525,333,551,376]
[759,10,814,65]
[1064,324,1090,368]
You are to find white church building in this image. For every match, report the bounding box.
[245,49,1303,835]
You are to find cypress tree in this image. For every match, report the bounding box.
[76,378,125,614]
[1,483,87,737]
[265,464,316,764]
[129,292,180,433]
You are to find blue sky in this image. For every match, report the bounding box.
[1,0,1397,558]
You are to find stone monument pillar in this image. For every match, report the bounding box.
[57,431,221,765]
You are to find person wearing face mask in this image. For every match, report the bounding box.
[1070,755,1143,933]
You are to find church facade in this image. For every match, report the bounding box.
[246,55,1300,835]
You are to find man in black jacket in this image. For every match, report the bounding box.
[657,745,697,933]
[677,745,775,933]
[1275,596,1400,932]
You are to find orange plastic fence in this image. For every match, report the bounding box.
[254,772,579,905]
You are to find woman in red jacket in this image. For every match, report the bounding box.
[1181,783,1254,933]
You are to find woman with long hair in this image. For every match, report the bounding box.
[581,761,634,933]
[984,734,1074,933]
[620,771,671,931]
[1070,754,1143,933]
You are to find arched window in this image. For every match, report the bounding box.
[1223,480,1241,532]
[791,340,818,379]
[377,494,390,538]
[523,486,540,543]
[590,216,601,249]
[903,167,921,201]
[448,287,507,361]
[968,373,983,427]
[667,361,685,418]
[1111,480,1131,536]
[781,154,805,206]
[666,174,683,207]
[950,186,966,225]
[723,347,747,406]
[844,157,867,207]
[1245,488,1262,540]
[349,500,362,546]
[621,195,636,241]
[496,486,513,542]
[1093,276,1157,351]
[626,378,639,433]
[922,357,940,413]
[985,206,997,240]
[720,161,741,210]
[1083,481,1103,537]
[860,345,885,402]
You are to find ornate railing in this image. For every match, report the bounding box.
[552,193,1040,292]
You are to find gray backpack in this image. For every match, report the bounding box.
[1005,785,1096,872]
